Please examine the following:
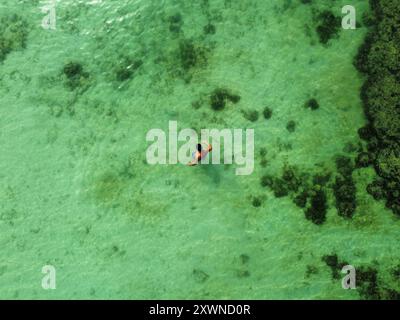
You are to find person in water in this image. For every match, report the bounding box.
[188,141,212,166]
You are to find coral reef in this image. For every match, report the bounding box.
[354,0,400,216]
[322,254,349,279]
[210,88,241,111]
[333,156,357,218]
[242,109,259,122]
[168,13,183,33]
[355,151,373,168]
[315,10,341,44]
[366,178,386,200]
[282,167,301,192]
[203,23,216,35]
[239,254,250,265]
[263,107,273,119]
[192,269,209,283]
[286,120,296,132]
[305,188,327,225]
[252,196,262,207]
[115,58,143,82]
[63,62,90,91]
[260,165,333,226]
[293,190,308,208]
[305,265,319,278]
[356,266,380,299]
[0,14,28,62]
[260,175,288,198]
[322,253,400,299]
[179,39,198,71]
[261,169,301,198]
[304,98,320,110]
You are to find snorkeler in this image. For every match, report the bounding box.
[188,141,212,166]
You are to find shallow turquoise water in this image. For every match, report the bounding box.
[0,0,399,299]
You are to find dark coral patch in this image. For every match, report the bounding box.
[333,156,357,219]
[242,110,259,122]
[305,188,327,225]
[203,23,216,35]
[263,107,273,119]
[294,190,308,208]
[0,14,28,62]
[355,151,373,168]
[63,62,89,91]
[322,254,349,280]
[286,120,296,133]
[354,0,400,217]
[356,267,380,300]
[252,197,262,207]
[316,10,341,44]
[180,40,198,71]
[366,178,386,200]
[304,98,320,110]
[210,88,241,111]
[115,59,142,82]
[168,13,183,33]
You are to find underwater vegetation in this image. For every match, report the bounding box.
[260,168,300,199]
[210,88,241,111]
[260,165,335,226]
[333,156,357,219]
[261,166,331,225]
[179,39,198,71]
[156,35,210,83]
[322,253,400,300]
[168,13,183,33]
[286,120,296,133]
[192,269,209,283]
[259,147,268,168]
[304,98,320,110]
[251,196,262,208]
[203,23,216,35]
[242,109,259,122]
[62,61,90,91]
[305,188,327,225]
[322,254,349,279]
[115,58,143,82]
[178,38,209,78]
[354,0,400,217]
[355,151,373,168]
[0,14,28,62]
[153,12,212,84]
[263,107,273,119]
[315,10,341,45]
[260,163,343,226]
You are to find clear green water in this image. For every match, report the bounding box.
[0,0,399,299]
